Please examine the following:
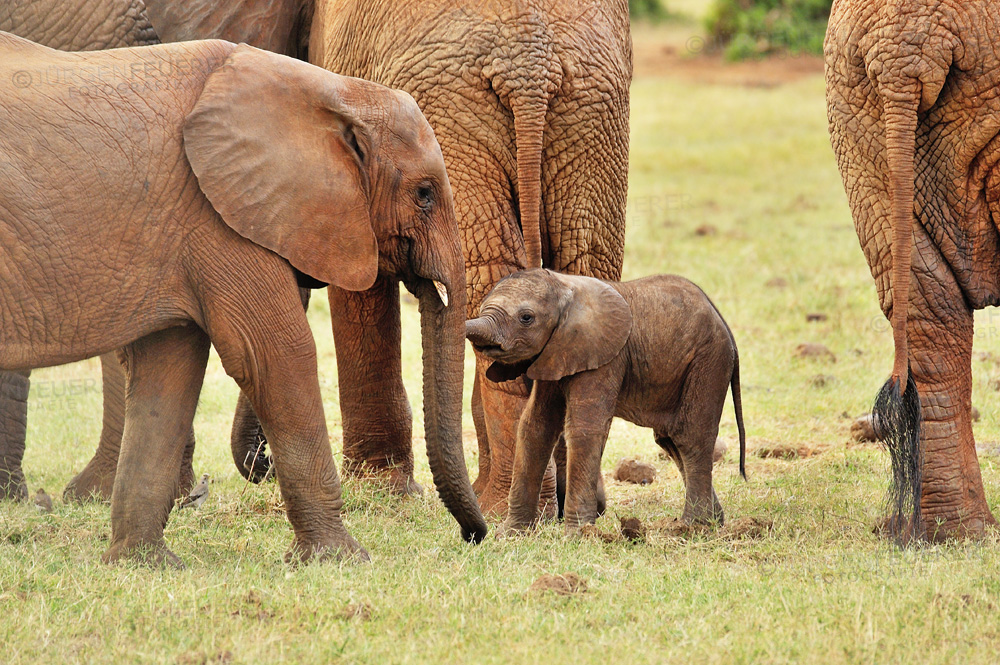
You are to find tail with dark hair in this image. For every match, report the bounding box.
[872,370,922,543]
[731,349,746,481]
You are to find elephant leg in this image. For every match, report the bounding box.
[498,381,565,535]
[474,363,558,517]
[471,378,490,496]
[330,278,420,496]
[65,352,196,503]
[904,262,997,540]
[102,326,209,568]
[0,369,30,501]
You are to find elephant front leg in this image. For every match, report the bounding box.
[474,363,558,517]
[102,327,210,568]
[330,278,421,496]
[904,282,997,540]
[560,376,617,533]
[0,369,30,501]
[497,381,565,536]
[65,352,197,503]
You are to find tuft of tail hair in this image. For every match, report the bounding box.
[872,368,923,544]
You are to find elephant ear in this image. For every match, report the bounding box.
[183,44,378,291]
[527,272,633,381]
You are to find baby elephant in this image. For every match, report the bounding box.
[466,269,746,534]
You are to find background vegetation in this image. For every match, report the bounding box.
[704,0,832,60]
[3,2,1000,663]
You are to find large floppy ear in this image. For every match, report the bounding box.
[183,44,378,291]
[527,272,633,381]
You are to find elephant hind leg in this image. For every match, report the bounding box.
[0,369,31,501]
[65,352,197,504]
[102,326,210,568]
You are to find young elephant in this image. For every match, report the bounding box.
[0,32,487,565]
[465,269,746,534]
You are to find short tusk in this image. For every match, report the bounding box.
[433,280,449,307]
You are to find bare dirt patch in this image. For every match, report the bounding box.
[651,516,773,540]
[529,573,588,596]
[755,443,823,459]
[633,37,823,86]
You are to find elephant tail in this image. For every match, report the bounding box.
[731,345,746,481]
[510,86,555,270]
[871,93,923,544]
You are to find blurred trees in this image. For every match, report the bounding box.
[706,0,831,60]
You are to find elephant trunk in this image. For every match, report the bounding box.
[871,92,923,543]
[417,274,488,543]
[465,316,501,349]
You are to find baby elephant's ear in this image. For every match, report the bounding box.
[527,273,633,381]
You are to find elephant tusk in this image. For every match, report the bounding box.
[433,280,449,308]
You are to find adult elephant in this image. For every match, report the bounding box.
[0,0,488,540]
[1,0,632,516]
[825,0,999,540]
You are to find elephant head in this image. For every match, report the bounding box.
[185,45,486,543]
[826,0,1000,539]
[465,269,632,383]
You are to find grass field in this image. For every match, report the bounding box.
[5,7,1000,665]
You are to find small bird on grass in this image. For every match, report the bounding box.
[178,474,210,509]
[34,488,53,513]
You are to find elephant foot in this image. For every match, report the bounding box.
[102,539,184,569]
[0,470,28,502]
[344,459,423,497]
[874,505,998,543]
[494,518,534,539]
[63,464,116,504]
[284,531,371,564]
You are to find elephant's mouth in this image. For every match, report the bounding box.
[470,342,504,358]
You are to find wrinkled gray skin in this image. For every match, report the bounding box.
[825,0,1000,539]
[465,269,747,534]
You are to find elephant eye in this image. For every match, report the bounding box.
[416,185,434,210]
[519,312,534,325]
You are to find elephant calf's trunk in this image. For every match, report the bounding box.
[465,318,499,349]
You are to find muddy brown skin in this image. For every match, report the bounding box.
[466,269,747,534]
[0,34,485,563]
[825,0,1000,540]
[0,0,632,518]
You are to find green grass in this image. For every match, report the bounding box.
[5,18,1000,664]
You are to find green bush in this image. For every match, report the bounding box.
[630,0,666,21]
[706,0,831,60]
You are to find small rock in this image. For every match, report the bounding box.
[794,343,836,363]
[810,374,835,388]
[765,277,788,288]
[694,224,717,236]
[33,489,52,513]
[613,458,657,485]
[806,313,828,322]
[972,406,981,422]
[619,517,646,542]
[851,413,881,443]
[713,438,727,464]
[529,573,587,596]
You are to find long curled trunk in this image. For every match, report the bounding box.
[418,280,488,543]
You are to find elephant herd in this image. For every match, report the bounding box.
[2,0,1000,566]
